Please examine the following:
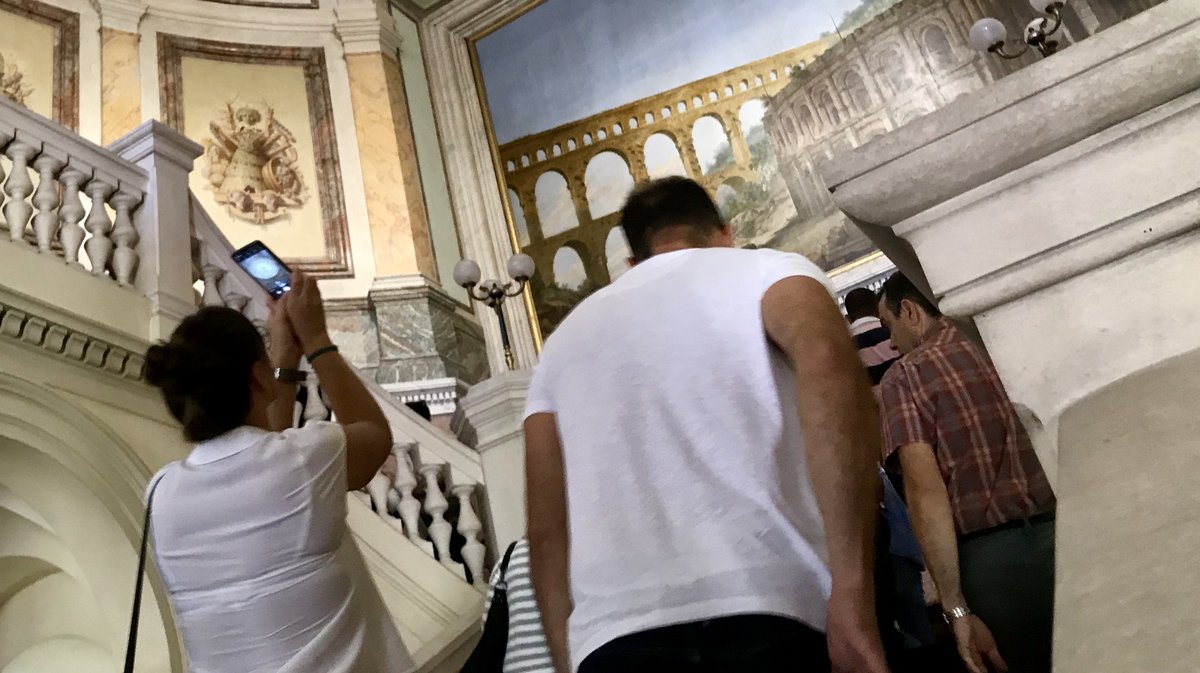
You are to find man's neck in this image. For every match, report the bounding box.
[647,241,698,257]
[914,315,945,346]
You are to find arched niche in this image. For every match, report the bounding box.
[691,116,733,175]
[605,227,632,281]
[584,152,635,220]
[552,244,589,289]
[644,133,687,179]
[535,171,581,236]
[507,188,531,245]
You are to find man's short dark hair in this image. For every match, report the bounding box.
[620,177,724,262]
[843,287,879,321]
[880,272,942,318]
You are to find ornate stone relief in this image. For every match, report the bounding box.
[203,103,310,225]
[0,52,32,105]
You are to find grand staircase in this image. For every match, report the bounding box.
[0,95,490,672]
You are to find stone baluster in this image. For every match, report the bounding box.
[419,462,457,573]
[452,483,487,588]
[31,153,64,253]
[366,468,393,519]
[302,369,328,426]
[200,258,226,307]
[4,141,37,245]
[83,179,115,276]
[0,131,9,219]
[392,444,433,555]
[224,292,249,314]
[58,167,88,265]
[110,191,141,285]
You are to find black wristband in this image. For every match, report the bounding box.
[306,344,338,364]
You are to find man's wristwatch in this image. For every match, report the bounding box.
[943,605,972,624]
[274,367,308,384]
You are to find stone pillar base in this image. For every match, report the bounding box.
[325,274,488,416]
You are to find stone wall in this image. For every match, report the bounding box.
[765,0,1165,229]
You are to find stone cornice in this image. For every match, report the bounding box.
[0,302,147,381]
[91,0,148,32]
[335,0,402,56]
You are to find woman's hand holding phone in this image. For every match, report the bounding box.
[267,296,303,369]
[285,271,332,354]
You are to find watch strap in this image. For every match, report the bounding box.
[943,605,972,623]
[274,367,308,384]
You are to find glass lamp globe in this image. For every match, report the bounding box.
[506,253,536,282]
[1028,0,1064,13]
[969,18,1008,52]
[453,259,482,288]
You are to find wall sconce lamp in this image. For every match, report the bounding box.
[453,254,536,370]
[970,0,1068,59]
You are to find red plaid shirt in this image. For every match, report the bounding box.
[879,319,1055,535]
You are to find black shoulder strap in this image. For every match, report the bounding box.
[496,540,519,585]
[124,473,166,673]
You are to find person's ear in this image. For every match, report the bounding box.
[716,222,735,247]
[250,359,275,393]
[627,255,638,268]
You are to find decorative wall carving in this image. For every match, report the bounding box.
[203,103,310,225]
[158,35,352,277]
[0,52,32,105]
[0,0,78,129]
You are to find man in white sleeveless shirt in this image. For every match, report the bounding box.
[524,177,890,673]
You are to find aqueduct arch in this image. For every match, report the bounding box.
[499,40,832,293]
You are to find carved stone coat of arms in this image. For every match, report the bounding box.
[201,103,309,225]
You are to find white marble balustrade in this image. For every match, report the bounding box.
[0,98,147,286]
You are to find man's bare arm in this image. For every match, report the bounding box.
[897,442,965,609]
[762,275,888,673]
[525,412,572,673]
[762,276,880,598]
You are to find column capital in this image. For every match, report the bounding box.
[335,0,403,56]
[90,0,147,33]
[108,120,203,172]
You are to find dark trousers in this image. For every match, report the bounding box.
[959,520,1055,673]
[578,615,830,673]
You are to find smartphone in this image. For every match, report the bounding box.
[232,240,292,299]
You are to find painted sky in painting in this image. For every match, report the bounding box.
[477,0,866,143]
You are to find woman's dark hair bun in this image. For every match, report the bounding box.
[144,307,267,443]
[144,342,192,390]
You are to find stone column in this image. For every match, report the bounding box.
[516,185,544,242]
[725,114,752,167]
[336,0,436,281]
[109,121,202,339]
[334,0,488,403]
[459,370,533,552]
[95,0,146,145]
[629,153,650,183]
[677,134,705,179]
[420,6,540,374]
[566,173,592,228]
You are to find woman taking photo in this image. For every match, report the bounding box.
[144,271,413,673]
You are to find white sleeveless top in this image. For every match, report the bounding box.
[149,422,413,673]
[525,248,836,670]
